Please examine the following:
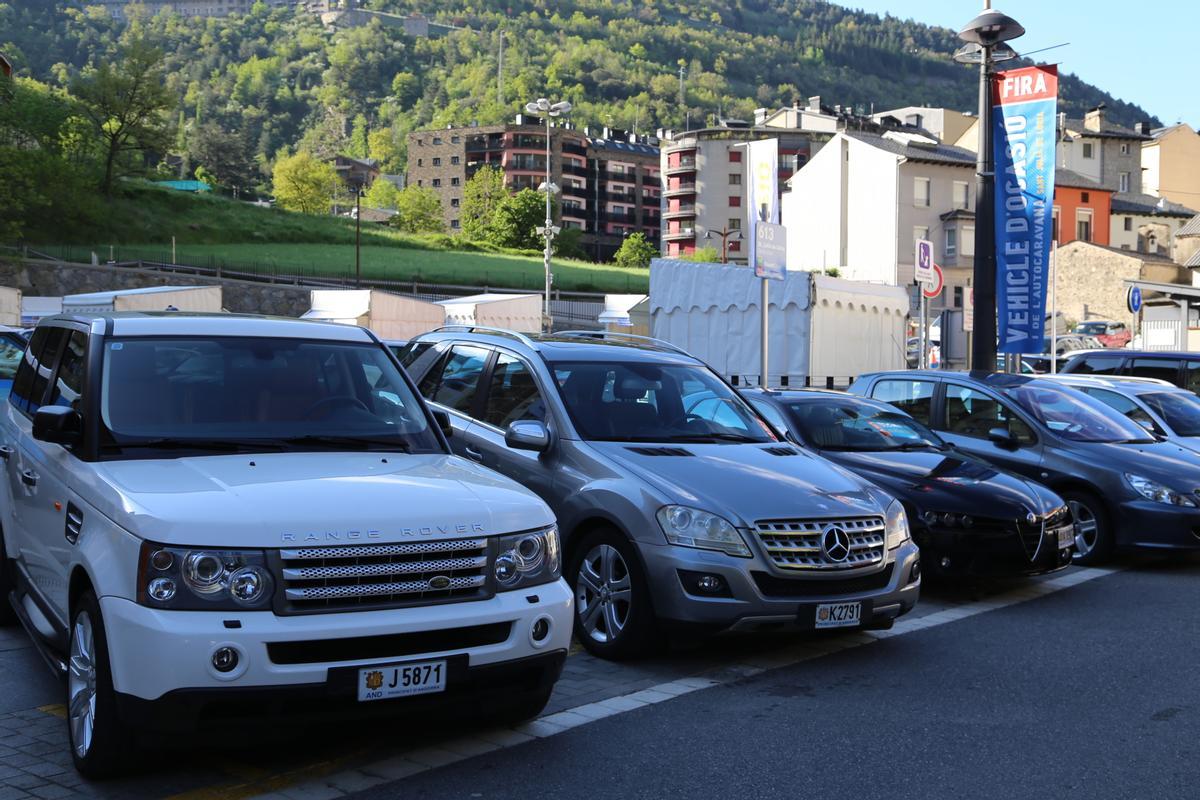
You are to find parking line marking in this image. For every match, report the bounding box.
[227,566,1117,800]
[37,703,67,719]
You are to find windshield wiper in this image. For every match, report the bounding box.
[279,434,411,452]
[667,432,766,443]
[109,438,284,452]
[891,441,944,451]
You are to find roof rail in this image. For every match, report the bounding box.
[430,325,539,348]
[554,330,695,358]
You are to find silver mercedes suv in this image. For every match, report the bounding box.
[400,329,920,659]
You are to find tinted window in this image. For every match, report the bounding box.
[749,399,793,439]
[944,385,1036,444]
[1186,361,1200,394]
[0,335,24,386]
[50,331,87,410]
[1071,354,1124,376]
[428,345,490,415]
[1083,388,1157,432]
[397,341,433,369]
[786,400,943,451]
[9,327,65,416]
[483,354,546,428]
[1007,384,1152,443]
[871,379,935,425]
[1127,358,1181,385]
[1140,391,1200,436]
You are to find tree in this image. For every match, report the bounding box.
[394,185,443,233]
[614,232,657,269]
[188,122,256,189]
[554,226,587,260]
[680,245,721,263]
[459,165,507,241]
[271,151,338,215]
[71,34,173,195]
[363,177,399,209]
[367,127,403,173]
[489,188,547,249]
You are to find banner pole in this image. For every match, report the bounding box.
[919,287,927,370]
[760,278,769,388]
[1050,240,1058,374]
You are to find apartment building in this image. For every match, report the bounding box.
[1143,123,1200,207]
[872,106,976,144]
[1051,169,1111,247]
[93,0,297,19]
[406,117,659,257]
[781,130,977,312]
[1059,105,1149,194]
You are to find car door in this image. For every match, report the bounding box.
[418,343,495,458]
[936,382,1045,478]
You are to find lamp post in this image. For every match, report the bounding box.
[704,227,743,264]
[954,2,1024,372]
[354,187,363,288]
[524,97,573,332]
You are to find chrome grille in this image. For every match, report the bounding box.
[753,517,886,571]
[277,538,491,613]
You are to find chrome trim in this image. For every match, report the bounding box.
[285,575,486,601]
[280,539,488,561]
[754,516,886,571]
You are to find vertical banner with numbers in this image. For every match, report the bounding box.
[745,139,779,268]
[993,64,1057,354]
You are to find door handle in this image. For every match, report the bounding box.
[0,445,11,461]
[463,446,484,462]
[20,469,37,488]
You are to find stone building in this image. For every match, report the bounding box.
[1052,240,1188,325]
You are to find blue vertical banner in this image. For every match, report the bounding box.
[993,64,1057,354]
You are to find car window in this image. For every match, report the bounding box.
[1127,358,1181,385]
[749,398,793,438]
[870,379,936,425]
[9,327,66,416]
[397,341,434,369]
[49,331,87,410]
[943,384,1036,444]
[428,345,490,415]
[483,353,546,429]
[0,336,23,384]
[1140,391,1200,436]
[1083,388,1157,432]
[1185,361,1200,394]
[1071,354,1124,376]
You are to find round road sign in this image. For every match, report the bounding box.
[1127,286,1143,314]
[922,263,944,299]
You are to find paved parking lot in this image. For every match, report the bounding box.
[0,563,1136,800]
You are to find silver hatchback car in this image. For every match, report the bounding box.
[399,329,920,659]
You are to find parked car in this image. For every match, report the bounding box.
[400,329,920,659]
[1074,320,1132,349]
[742,389,1073,578]
[1061,350,1200,393]
[0,326,26,396]
[0,314,572,776]
[849,371,1200,565]
[1044,375,1200,457]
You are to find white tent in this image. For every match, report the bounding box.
[304,289,445,340]
[437,293,541,333]
[62,286,221,314]
[21,296,61,326]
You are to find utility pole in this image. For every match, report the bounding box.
[355,189,362,288]
[497,31,504,107]
[678,64,687,110]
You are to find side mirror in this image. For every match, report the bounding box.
[987,426,1019,450]
[432,409,453,439]
[33,406,82,447]
[505,420,550,453]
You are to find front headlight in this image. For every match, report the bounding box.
[885,500,911,549]
[138,543,274,610]
[494,526,561,590]
[656,505,750,557]
[1125,474,1197,507]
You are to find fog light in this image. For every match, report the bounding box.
[940,557,952,569]
[212,647,239,673]
[696,574,723,593]
[147,577,176,602]
[922,511,939,525]
[910,560,921,583]
[531,617,550,642]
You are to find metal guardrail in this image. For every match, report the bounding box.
[729,375,857,391]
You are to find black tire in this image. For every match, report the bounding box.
[0,540,17,626]
[565,527,657,661]
[68,591,136,778]
[1064,490,1114,566]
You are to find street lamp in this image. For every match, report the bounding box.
[354,186,363,288]
[524,97,573,332]
[954,2,1024,372]
[704,227,743,264]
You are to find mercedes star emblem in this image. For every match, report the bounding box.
[821,525,851,563]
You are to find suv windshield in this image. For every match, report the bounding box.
[786,401,945,451]
[1140,391,1200,436]
[551,361,776,443]
[1007,383,1154,443]
[100,337,442,455]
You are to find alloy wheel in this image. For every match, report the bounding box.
[575,544,632,644]
[1069,500,1098,558]
[68,611,97,759]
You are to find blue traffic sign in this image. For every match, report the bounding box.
[1127,285,1143,314]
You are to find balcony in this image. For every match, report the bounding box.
[604,210,640,224]
[664,141,699,155]
[563,164,590,178]
[465,136,504,152]
[664,182,697,197]
[662,204,695,219]
[664,158,697,175]
[562,141,589,157]
[562,184,589,199]
[604,192,638,204]
[663,227,696,241]
[603,170,638,184]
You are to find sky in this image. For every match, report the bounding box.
[842,1,1197,128]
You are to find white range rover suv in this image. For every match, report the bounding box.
[0,313,572,776]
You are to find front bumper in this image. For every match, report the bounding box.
[639,540,921,633]
[1113,500,1200,550]
[913,522,1073,578]
[100,577,573,702]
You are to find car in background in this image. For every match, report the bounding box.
[401,329,921,659]
[742,389,1073,578]
[383,339,407,361]
[0,326,28,396]
[1074,320,1131,349]
[1045,375,1200,457]
[1061,350,1200,393]
[850,370,1200,565]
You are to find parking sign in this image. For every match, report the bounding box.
[754,222,787,281]
[914,239,935,285]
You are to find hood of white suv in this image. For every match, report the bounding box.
[88,453,553,548]
[589,441,885,527]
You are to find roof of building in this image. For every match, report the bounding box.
[842,131,976,166]
[0,53,12,77]
[1054,169,1106,191]
[1110,192,1197,218]
[1178,213,1200,237]
[939,209,975,222]
[587,137,660,157]
[1063,117,1152,141]
[1059,239,1178,264]
[1186,250,1200,269]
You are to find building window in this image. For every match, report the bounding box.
[451,135,461,144]
[944,228,957,258]
[432,178,441,187]
[1119,172,1130,192]
[433,137,443,145]
[961,226,975,257]
[1124,216,1133,231]
[432,157,441,167]
[451,219,459,229]
[451,198,460,208]
[1120,142,1129,155]
[728,218,741,230]
[729,173,742,185]
[914,225,929,244]
[953,181,969,210]
[417,158,423,167]
[729,241,741,252]
[1076,209,1093,242]
[729,196,741,207]
[451,177,460,186]
[953,286,963,308]
[451,156,460,165]
[417,179,423,187]
[1082,142,1094,159]
[1081,192,1089,203]
[416,138,423,146]
[914,177,931,207]
[1052,207,1060,242]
